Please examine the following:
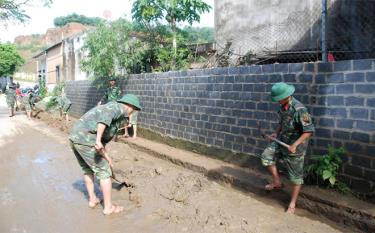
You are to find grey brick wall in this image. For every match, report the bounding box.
[66,59,375,193]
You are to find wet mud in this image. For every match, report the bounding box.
[0,95,344,233]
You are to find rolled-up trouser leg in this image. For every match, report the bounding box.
[70,141,112,180]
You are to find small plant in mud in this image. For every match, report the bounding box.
[305,145,350,193]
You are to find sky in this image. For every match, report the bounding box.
[0,0,215,43]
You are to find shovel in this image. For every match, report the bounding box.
[256,122,290,149]
[100,148,134,188]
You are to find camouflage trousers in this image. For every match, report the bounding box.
[24,102,32,112]
[61,102,71,114]
[6,98,15,109]
[70,141,112,180]
[260,142,305,185]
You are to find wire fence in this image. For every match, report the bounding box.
[212,0,375,66]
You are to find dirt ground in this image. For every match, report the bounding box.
[0,96,346,233]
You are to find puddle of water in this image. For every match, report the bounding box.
[33,153,52,164]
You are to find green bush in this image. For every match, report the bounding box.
[305,145,349,192]
[50,82,65,97]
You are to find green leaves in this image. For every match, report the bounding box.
[132,0,211,70]
[0,0,51,24]
[53,13,103,27]
[322,170,332,180]
[0,43,24,76]
[305,145,346,188]
[80,19,149,87]
[329,176,336,186]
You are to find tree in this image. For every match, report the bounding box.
[80,19,147,87]
[131,0,211,69]
[181,26,214,43]
[53,13,103,27]
[0,0,51,23]
[0,43,24,76]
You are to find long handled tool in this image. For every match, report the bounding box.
[100,148,134,188]
[257,122,290,149]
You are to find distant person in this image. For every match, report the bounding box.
[97,77,121,105]
[22,89,34,120]
[15,82,22,111]
[69,94,141,215]
[260,82,314,214]
[123,111,139,139]
[5,82,17,117]
[56,88,72,122]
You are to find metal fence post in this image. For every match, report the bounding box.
[321,0,328,62]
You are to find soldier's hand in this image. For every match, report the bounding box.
[288,144,297,154]
[270,133,277,139]
[95,141,104,151]
[108,158,114,168]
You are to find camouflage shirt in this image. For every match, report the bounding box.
[278,97,314,155]
[21,93,32,105]
[69,101,128,146]
[128,111,138,125]
[56,95,71,108]
[5,87,16,106]
[100,86,121,103]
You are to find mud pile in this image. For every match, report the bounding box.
[34,111,75,134]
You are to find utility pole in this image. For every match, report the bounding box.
[321,0,328,62]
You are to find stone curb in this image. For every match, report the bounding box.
[121,137,375,233]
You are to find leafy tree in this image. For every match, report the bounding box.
[80,19,147,87]
[181,26,214,43]
[53,13,103,27]
[0,0,51,23]
[0,43,24,76]
[132,0,211,69]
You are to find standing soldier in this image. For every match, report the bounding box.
[69,94,141,215]
[123,111,139,139]
[56,88,72,122]
[260,82,314,214]
[97,77,122,105]
[22,89,34,120]
[5,82,17,117]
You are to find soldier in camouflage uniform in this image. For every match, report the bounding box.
[5,83,16,117]
[260,82,314,214]
[69,94,141,215]
[123,110,139,139]
[97,77,122,105]
[22,89,34,120]
[56,88,72,122]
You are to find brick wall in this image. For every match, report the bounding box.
[66,59,375,193]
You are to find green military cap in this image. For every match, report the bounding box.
[117,94,142,110]
[270,82,295,102]
[109,76,117,81]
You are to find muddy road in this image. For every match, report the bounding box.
[0,95,345,233]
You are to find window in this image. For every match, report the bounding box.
[56,65,60,83]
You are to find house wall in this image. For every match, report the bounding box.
[46,44,63,84]
[214,0,375,62]
[63,33,88,81]
[215,0,321,60]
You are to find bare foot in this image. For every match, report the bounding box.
[103,205,124,215]
[286,205,296,214]
[88,198,101,208]
[264,183,283,191]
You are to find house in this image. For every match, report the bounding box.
[33,32,89,88]
[33,41,63,86]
